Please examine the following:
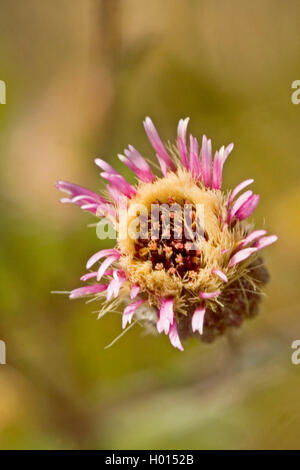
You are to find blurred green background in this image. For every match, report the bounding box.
[0,0,300,450]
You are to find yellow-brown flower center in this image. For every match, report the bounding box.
[133,198,205,278]
[118,170,238,302]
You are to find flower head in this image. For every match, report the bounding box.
[56,117,277,350]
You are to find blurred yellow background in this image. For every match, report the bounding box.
[0,0,300,449]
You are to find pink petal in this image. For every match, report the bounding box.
[106,279,115,301]
[130,284,140,299]
[199,290,221,299]
[254,235,278,251]
[106,271,126,301]
[211,147,223,190]
[106,184,123,204]
[94,158,120,175]
[156,298,174,334]
[60,198,97,214]
[235,194,260,221]
[122,299,145,329]
[86,249,120,269]
[113,268,126,284]
[103,269,114,277]
[143,117,176,176]
[212,143,234,190]
[56,181,106,203]
[96,202,116,219]
[100,172,136,198]
[120,145,154,183]
[80,203,99,211]
[80,272,98,282]
[227,179,254,207]
[201,135,212,187]
[238,230,267,249]
[212,269,228,282]
[228,247,257,268]
[71,195,99,204]
[191,305,206,335]
[177,117,190,169]
[168,320,184,351]
[59,196,113,217]
[189,135,201,178]
[56,180,113,216]
[227,190,253,223]
[97,255,119,281]
[81,269,114,282]
[95,158,137,198]
[69,284,107,299]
